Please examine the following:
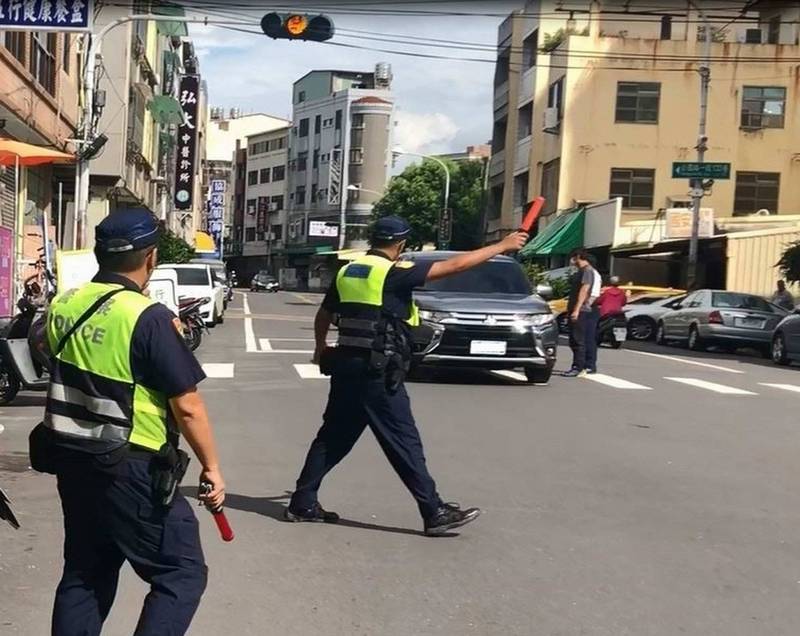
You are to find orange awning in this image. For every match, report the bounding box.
[194,231,216,253]
[0,139,74,167]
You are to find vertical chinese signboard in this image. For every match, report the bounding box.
[0,227,12,318]
[207,179,225,255]
[174,75,199,211]
[0,0,93,31]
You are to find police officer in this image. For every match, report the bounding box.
[33,210,225,635]
[286,216,527,535]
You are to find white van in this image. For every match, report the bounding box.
[157,263,225,326]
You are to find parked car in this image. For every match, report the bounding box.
[625,294,687,341]
[191,259,231,307]
[250,271,280,293]
[656,289,787,355]
[405,252,558,384]
[157,263,225,326]
[771,309,800,365]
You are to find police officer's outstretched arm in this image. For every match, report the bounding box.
[426,231,528,282]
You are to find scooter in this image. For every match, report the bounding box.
[0,296,49,405]
[597,312,628,349]
[179,296,209,352]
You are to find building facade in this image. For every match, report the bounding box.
[488,1,800,245]
[285,66,394,289]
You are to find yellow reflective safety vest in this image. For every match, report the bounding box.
[44,282,171,453]
[335,254,420,349]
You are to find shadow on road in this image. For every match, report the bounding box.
[181,488,455,537]
[4,394,47,408]
[408,367,525,387]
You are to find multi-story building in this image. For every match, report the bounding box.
[1,29,80,310]
[488,0,800,261]
[438,144,492,163]
[285,65,394,288]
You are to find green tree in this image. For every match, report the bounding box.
[157,228,195,264]
[372,158,485,250]
[777,240,800,284]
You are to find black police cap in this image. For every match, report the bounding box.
[371,216,411,242]
[95,209,160,254]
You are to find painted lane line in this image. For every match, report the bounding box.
[294,364,328,380]
[759,383,800,394]
[242,293,259,353]
[664,377,756,395]
[259,338,274,352]
[491,370,528,383]
[259,339,312,354]
[585,373,652,390]
[627,349,744,374]
[202,363,235,379]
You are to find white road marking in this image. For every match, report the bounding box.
[259,339,313,354]
[294,364,328,379]
[585,373,652,390]
[242,293,258,353]
[626,349,744,374]
[759,383,800,394]
[202,363,235,379]
[259,338,274,352]
[491,370,528,383]
[0,423,4,434]
[664,377,756,395]
[290,292,319,305]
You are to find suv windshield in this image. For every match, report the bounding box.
[419,260,532,295]
[175,268,209,286]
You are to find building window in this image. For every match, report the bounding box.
[259,168,270,183]
[298,90,306,103]
[272,225,283,241]
[541,159,560,215]
[271,195,284,210]
[768,17,781,44]
[246,198,257,215]
[313,149,319,169]
[547,77,565,120]
[615,82,660,124]
[734,171,780,215]
[297,152,308,172]
[3,32,27,64]
[250,141,268,155]
[314,115,321,134]
[741,86,786,129]
[272,165,285,181]
[299,118,309,138]
[513,171,529,209]
[295,186,306,205]
[522,29,538,71]
[518,102,533,139]
[248,170,258,186]
[30,32,57,95]
[335,109,343,130]
[323,118,333,128]
[609,168,655,210]
[245,228,256,242]
[321,153,329,164]
[349,148,364,164]
[352,114,365,129]
[63,35,71,74]
[311,183,318,203]
[660,16,672,40]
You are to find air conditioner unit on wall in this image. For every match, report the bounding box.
[543,107,560,132]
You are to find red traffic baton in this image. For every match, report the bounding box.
[199,482,235,542]
[519,196,546,234]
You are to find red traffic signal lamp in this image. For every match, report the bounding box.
[261,13,335,42]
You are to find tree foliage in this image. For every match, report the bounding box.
[372,159,486,250]
[157,229,195,264]
[777,240,800,285]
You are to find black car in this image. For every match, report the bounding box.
[250,271,280,293]
[406,252,558,384]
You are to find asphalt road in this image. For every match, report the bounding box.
[2,290,800,635]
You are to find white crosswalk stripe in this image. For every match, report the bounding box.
[626,350,744,374]
[664,377,757,395]
[759,383,800,394]
[584,373,652,390]
[202,363,235,379]
[294,364,328,380]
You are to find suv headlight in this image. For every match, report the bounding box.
[514,313,555,327]
[419,309,450,323]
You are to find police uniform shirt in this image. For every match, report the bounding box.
[322,251,433,321]
[94,272,206,397]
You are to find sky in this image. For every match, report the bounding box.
[187,1,523,158]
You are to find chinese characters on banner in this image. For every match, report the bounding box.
[257,197,268,234]
[206,179,225,253]
[0,228,11,318]
[0,0,93,31]
[174,75,199,210]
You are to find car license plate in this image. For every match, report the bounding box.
[470,340,507,356]
[613,328,628,341]
[735,317,764,328]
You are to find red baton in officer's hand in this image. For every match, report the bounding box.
[200,482,235,542]
[519,196,546,234]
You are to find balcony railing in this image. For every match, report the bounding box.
[489,150,505,178]
[515,136,531,173]
[493,80,509,111]
[518,66,535,105]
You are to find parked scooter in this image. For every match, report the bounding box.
[179,296,209,352]
[0,295,49,405]
[597,312,628,349]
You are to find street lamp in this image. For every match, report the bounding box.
[392,147,451,248]
[347,184,384,197]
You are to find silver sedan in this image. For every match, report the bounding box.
[625,294,686,341]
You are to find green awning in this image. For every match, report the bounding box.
[155,5,188,37]
[286,245,335,255]
[520,208,585,258]
[148,96,184,126]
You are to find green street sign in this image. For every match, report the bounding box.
[672,162,731,180]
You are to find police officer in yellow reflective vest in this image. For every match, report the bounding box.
[31,209,226,636]
[286,216,527,535]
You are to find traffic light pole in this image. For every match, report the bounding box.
[687,3,712,290]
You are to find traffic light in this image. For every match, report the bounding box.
[261,13,335,42]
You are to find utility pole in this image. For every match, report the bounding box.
[687,4,712,290]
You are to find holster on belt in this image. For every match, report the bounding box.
[319,346,339,376]
[151,443,190,507]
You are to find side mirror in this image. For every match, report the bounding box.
[536,284,553,300]
[671,303,682,310]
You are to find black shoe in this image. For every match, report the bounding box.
[424,502,481,536]
[284,503,340,524]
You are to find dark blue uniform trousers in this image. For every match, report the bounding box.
[52,454,207,636]
[290,355,442,520]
